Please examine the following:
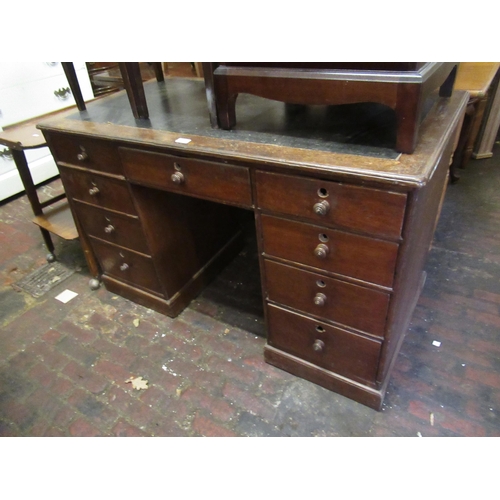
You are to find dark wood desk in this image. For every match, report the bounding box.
[38,79,467,410]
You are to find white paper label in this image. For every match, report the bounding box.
[55,289,78,303]
[175,138,191,144]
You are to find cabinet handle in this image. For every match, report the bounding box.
[54,87,71,100]
[0,148,13,160]
[313,200,330,216]
[312,339,325,352]
[104,224,115,234]
[171,172,185,185]
[77,151,88,161]
[314,243,329,259]
[314,293,327,306]
[119,263,129,271]
[89,186,100,196]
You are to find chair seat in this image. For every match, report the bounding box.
[32,200,78,240]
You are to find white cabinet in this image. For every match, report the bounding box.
[0,62,94,201]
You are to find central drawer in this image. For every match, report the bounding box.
[261,214,399,288]
[119,147,253,208]
[264,260,390,337]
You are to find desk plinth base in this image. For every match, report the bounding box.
[102,230,244,318]
[264,345,385,410]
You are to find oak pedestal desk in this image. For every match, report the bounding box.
[38,79,468,410]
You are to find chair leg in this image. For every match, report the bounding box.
[61,62,86,111]
[119,62,149,119]
[40,228,56,262]
[11,149,56,260]
[151,62,164,82]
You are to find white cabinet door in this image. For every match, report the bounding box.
[0,62,93,202]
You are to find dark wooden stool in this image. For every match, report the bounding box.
[203,62,458,154]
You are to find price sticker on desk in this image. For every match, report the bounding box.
[175,137,192,144]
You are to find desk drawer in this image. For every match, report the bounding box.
[264,260,389,337]
[90,239,163,295]
[261,214,398,288]
[267,304,381,384]
[73,201,149,254]
[119,147,253,207]
[60,166,137,215]
[255,171,407,240]
[48,133,123,175]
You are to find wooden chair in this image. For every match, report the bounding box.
[0,113,78,261]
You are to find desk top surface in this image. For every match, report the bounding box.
[37,78,468,189]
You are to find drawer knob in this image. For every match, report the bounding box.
[314,293,327,306]
[171,172,185,185]
[314,243,329,259]
[119,263,129,271]
[88,186,100,196]
[77,151,88,161]
[312,339,325,352]
[313,200,330,216]
[104,224,115,234]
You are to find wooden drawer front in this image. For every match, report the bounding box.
[60,166,136,215]
[255,171,407,240]
[119,147,253,207]
[267,304,381,384]
[73,202,149,254]
[264,260,389,337]
[49,133,123,175]
[90,239,163,295]
[261,214,398,288]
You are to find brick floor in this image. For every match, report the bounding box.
[1,140,500,438]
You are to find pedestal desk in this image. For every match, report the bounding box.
[38,79,468,410]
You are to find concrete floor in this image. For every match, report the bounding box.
[1,134,500,437]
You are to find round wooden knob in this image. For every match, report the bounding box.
[314,243,329,259]
[104,224,115,234]
[88,186,100,196]
[312,339,325,352]
[77,151,88,161]
[171,172,185,185]
[119,263,129,271]
[314,293,327,306]
[313,200,330,216]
